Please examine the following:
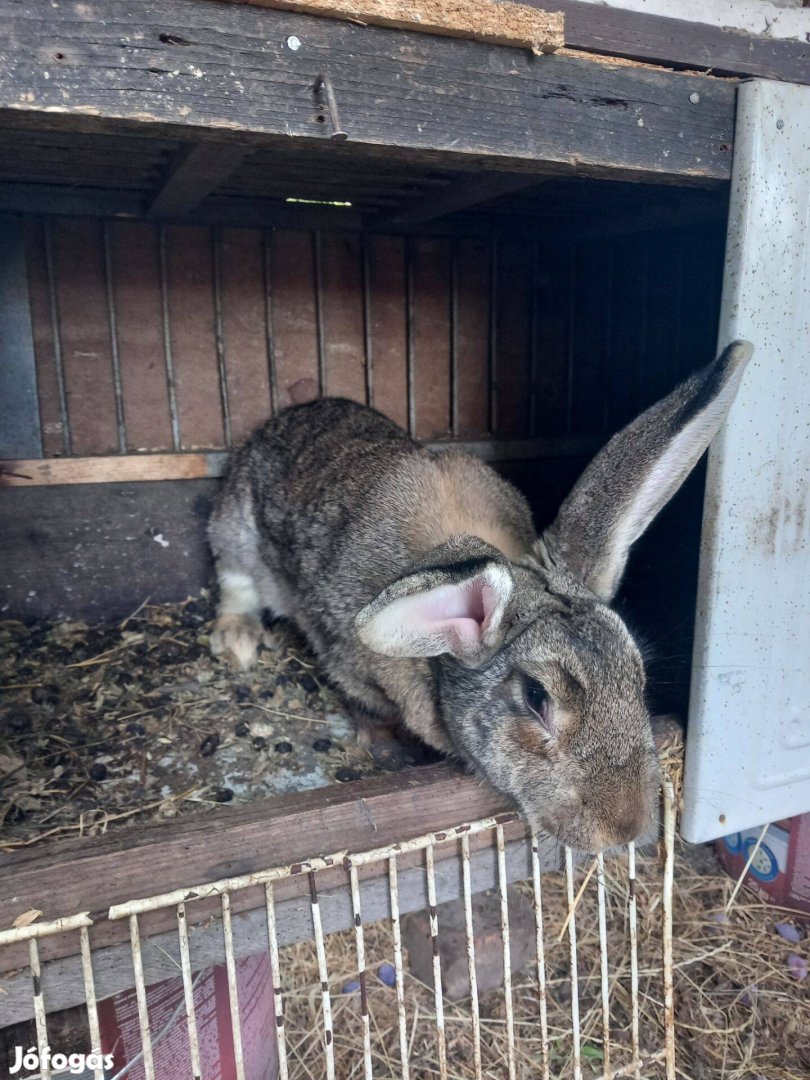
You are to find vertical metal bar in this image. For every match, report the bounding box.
[601,243,615,434]
[388,854,411,1080]
[265,883,290,1080]
[29,937,52,1080]
[221,892,246,1080]
[662,777,677,1080]
[636,238,649,412]
[449,238,459,437]
[627,842,640,1080]
[309,872,336,1080]
[212,227,233,446]
[488,237,498,434]
[102,219,127,453]
[405,236,415,437]
[596,852,612,1079]
[425,843,448,1080]
[129,913,156,1080]
[460,834,483,1080]
[263,228,279,416]
[530,833,551,1080]
[349,861,374,1080]
[313,229,326,397]
[529,239,540,434]
[177,902,203,1080]
[565,848,583,1080]
[79,925,105,1080]
[157,224,181,450]
[361,234,373,407]
[496,825,516,1080]
[42,219,71,456]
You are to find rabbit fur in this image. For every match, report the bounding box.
[208,341,752,851]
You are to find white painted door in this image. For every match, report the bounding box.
[681,80,810,843]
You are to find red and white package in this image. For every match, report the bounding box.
[716,811,810,913]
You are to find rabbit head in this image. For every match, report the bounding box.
[357,341,752,852]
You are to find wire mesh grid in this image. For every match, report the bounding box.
[0,779,676,1080]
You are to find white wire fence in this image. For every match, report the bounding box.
[0,778,677,1080]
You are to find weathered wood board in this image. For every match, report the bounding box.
[217,0,564,54]
[0,0,736,183]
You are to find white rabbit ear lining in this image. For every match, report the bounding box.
[356,563,513,661]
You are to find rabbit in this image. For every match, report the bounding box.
[208,340,752,852]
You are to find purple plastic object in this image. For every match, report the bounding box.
[378,962,397,987]
[342,979,361,994]
[786,952,808,981]
[775,921,802,944]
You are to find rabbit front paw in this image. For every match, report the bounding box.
[211,613,264,670]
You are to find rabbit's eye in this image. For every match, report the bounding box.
[524,678,552,732]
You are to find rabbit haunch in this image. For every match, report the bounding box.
[209,341,752,852]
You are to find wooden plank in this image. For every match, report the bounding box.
[320,232,368,403]
[108,221,175,451]
[164,224,226,448]
[0,0,736,184]
[372,172,544,230]
[412,237,451,439]
[148,142,250,217]
[0,217,42,458]
[531,0,810,86]
[493,240,532,436]
[217,0,563,53]
[568,241,612,435]
[22,219,66,455]
[0,453,215,487]
[0,765,514,971]
[270,230,320,407]
[1,827,548,1025]
[216,227,274,441]
[49,219,120,455]
[532,242,573,437]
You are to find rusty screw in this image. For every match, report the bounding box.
[314,73,348,142]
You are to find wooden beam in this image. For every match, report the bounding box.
[147,141,250,217]
[0,765,516,974]
[543,0,810,86]
[217,0,563,54]
[0,0,736,184]
[0,437,601,487]
[370,172,544,230]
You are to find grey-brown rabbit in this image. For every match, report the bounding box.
[208,341,752,852]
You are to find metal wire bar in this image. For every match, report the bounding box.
[388,853,411,1080]
[29,937,52,1080]
[177,902,203,1080]
[565,847,583,1080]
[42,219,71,456]
[157,224,181,450]
[101,220,127,453]
[596,851,612,1079]
[308,871,336,1080]
[348,861,373,1080]
[529,239,540,434]
[425,843,448,1080]
[221,892,246,1080]
[530,831,551,1080]
[0,911,92,946]
[263,228,279,415]
[662,776,677,1080]
[460,834,483,1080]
[627,842,641,1080]
[129,914,156,1080]
[211,227,233,447]
[488,237,498,434]
[449,239,459,438]
[405,236,415,437]
[108,814,517,919]
[496,825,516,1080]
[313,230,326,398]
[361,234,373,408]
[79,925,105,1080]
[265,883,290,1080]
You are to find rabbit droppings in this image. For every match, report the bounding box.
[208,341,752,852]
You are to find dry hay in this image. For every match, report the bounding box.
[278,842,809,1079]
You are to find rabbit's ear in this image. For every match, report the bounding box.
[356,544,513,662]
[537,340,753,603]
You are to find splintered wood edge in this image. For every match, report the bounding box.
[220,0,565,54]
